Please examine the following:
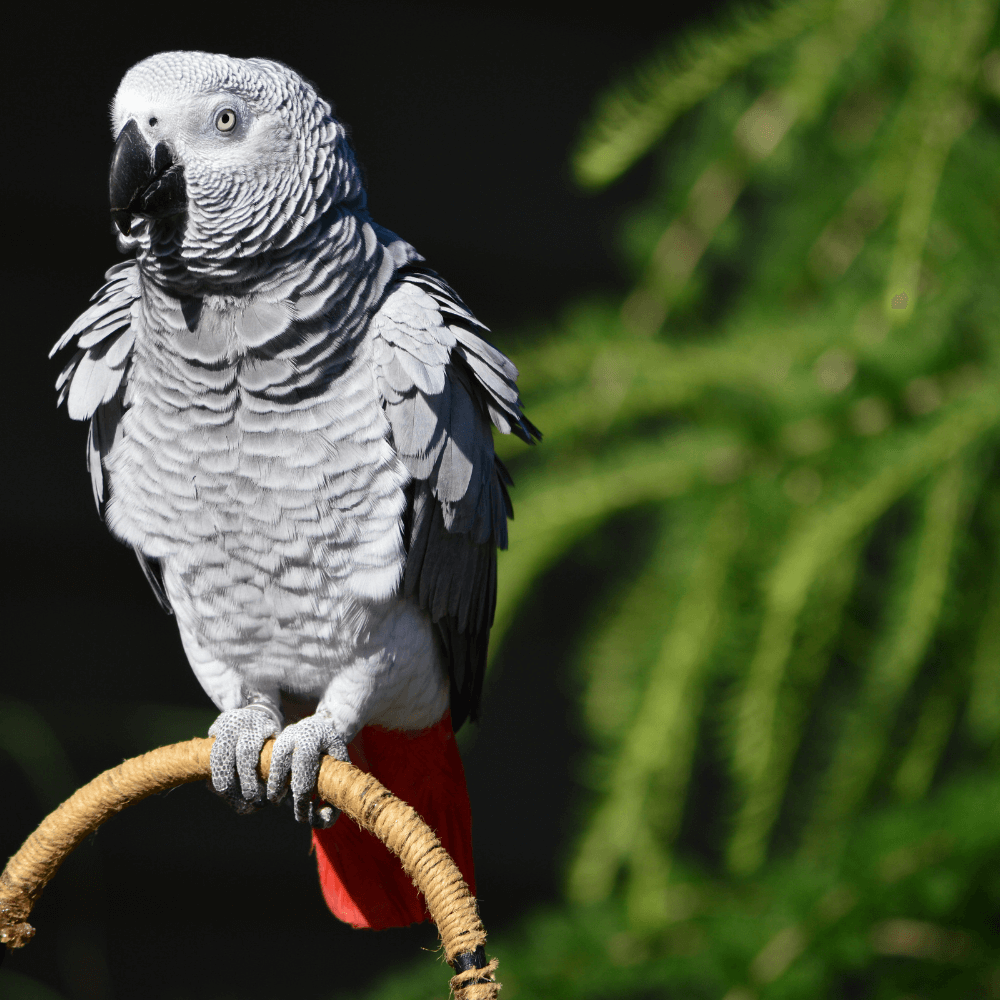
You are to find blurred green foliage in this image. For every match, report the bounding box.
[4,3,998,996]
[371,0,1000,995]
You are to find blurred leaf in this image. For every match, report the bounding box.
[966,488,1000,749]
[573,0,834,188]
[0,971,69,1000]
[801,454,975,856]
[0,700,77,810]
[569,498,743,919]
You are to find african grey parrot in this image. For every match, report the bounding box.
[51,51,538,930]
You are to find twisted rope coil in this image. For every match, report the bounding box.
[0,737,498,999]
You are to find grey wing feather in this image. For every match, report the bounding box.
[372,265,539,727]
[52,260,172,614]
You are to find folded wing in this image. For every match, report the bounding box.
[51,261,171,611]
[371,267,540,727]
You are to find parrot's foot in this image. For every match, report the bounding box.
[208,705,281,814]
[267,713,348,827]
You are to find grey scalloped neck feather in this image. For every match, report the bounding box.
[51,51,539,932]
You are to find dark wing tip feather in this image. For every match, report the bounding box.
[516,414,543,444]
[134,549,174,614]
[495,458,514,521]
[380,268,540,730]
[494,454,514,487]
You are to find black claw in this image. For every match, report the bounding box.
[310,801,338,828]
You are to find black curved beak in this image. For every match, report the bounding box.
[109,119,186,235]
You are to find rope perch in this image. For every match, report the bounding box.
[0,737,499,999]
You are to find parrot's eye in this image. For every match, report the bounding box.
[216,109,237,133]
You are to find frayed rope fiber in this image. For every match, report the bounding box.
[0,737,498,999]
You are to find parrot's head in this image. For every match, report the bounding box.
[109,51,362,270]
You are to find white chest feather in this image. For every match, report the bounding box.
[104,289,410,681]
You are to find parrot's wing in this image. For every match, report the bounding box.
[51,261,172,613]
[372,267,539,728]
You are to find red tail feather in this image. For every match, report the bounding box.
[312,711,475,929]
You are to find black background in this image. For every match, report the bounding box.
[2,4,726,997]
